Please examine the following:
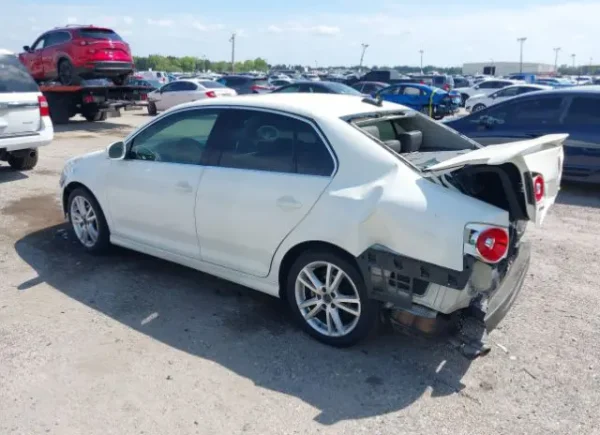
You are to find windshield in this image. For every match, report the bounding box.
[0,55,39,93]
[326,82,362,95]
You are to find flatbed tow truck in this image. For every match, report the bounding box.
[39,80,153,124]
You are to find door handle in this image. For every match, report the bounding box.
[175,181,193,192]
[276,196,302,210]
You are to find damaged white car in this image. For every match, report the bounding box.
[59,94,564,352]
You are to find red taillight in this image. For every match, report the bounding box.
[476,228,509,263]
[443,84,450,91]
[205,91,217,98]
[141,93,148,101]
[533,174,545,202]
[38,95,49,117]
[83,95,94,104]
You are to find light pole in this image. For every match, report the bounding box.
[359,43,369,72]
[553,47,561,73]
[202,54,207,72]
[229,33,236,73]
[517,37,527,73]
[419,49,424,73]
[571,53,576,71]
[590,57,593,74]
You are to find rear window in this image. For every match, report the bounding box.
[325,82,362,95]
[78,29,123,41]
[0,55,39,93]
[199,80,226,89]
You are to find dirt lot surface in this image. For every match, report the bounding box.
[1,111,599,435]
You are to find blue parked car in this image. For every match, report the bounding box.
[375,83,461,119]
[445,87,600,183]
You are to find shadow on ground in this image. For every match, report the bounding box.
[15,224,474,424]
[557,183,600,209]
[0,166,28,184]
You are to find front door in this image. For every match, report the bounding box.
[105,108,220,259]
[153,82,179,111]
[21,35,46,79]
[195,108,335,277]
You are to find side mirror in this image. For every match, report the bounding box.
[107,141,126,159]
[23,45,31,52]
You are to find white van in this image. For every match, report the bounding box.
[0,49,53,170]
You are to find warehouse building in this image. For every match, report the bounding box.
[462,61,555,76]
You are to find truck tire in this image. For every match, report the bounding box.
[8,149,39,170]
[83,109,107,122]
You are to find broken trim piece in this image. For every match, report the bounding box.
[357,246,475,308]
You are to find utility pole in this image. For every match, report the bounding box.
[589,57,593,74]
[517,37,527,73]
[202,54,207,72]
[229,33,236,73]
[359,43,369,71]
[553,47,561,73]
[419,49,424,73]
[571,53,576,71]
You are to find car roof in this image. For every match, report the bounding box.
[535,85,600,95]
[174,93,408,119]
[51,25,113,31]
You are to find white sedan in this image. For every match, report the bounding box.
[465,84,552,112]
[147,79,237,115]
[59,94,564,349]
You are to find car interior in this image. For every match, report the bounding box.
[355,112,479,169]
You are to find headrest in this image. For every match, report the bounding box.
[397,131,423,153]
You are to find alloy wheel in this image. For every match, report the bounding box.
[294,261,362,337]
[70,196,99,248]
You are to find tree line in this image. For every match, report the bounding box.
[132,55,597,76]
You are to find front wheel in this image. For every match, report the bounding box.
[472,103,486,112]
[68,188,110,254]
[286,250,379,347]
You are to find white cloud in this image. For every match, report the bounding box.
[123,16,133,25]
[267,25,283,33]
[192,22,225,32]
[147,18,174,27]
[66,16,77,24]
[312,25,340,36]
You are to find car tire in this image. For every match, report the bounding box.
[472,103,486,112]
[67,187,110,254]
[286,250,379,347]
[7,149,38,170]
[57,59,81,86]
[83,110,107,122]
[147,102,158,116]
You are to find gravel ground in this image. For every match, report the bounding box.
[1,110,599,435]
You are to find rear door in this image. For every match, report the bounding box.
[195,108,335,277]
[0,54,42,137]
[41,31,71,78]
[560,95,600,180]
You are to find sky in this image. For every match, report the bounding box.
[0,0,597,67]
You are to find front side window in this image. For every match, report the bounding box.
[477,81,496,89]
[510,97,563,125]
[128,109,219,165]
[495,87,519,98]
[210,109,334,176]
[179,81,198,91]
[402,86,422,96]
[380,86,401,95]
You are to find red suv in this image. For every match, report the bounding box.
[19,25,134,86]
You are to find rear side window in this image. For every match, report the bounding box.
[0,55,39,93]
[210,109,334,176]
[493,97,564,126]
[564,97,600,125]
[252,79,269,87]
[78,29,123,41]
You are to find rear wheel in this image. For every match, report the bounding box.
[8,149,38,170]
[83,108,107,122]
[286,250,379,347]
[147,102,158,116]
[472,103,486,112]
[58,59,80,86]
